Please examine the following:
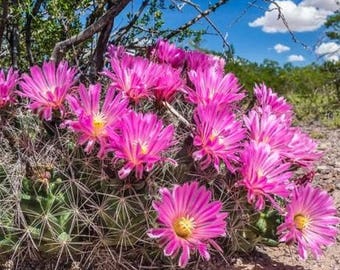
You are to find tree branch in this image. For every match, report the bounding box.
[181,0,231,51]
[113,0,150,44]
[164,0,228,40]
[50,0,131,62]
[25,0,44,66]
[0,0,9,49]
[10,0,19,68]
[89,1,115,81]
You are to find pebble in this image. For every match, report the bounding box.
[317,165,331,174]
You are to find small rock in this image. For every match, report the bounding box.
[317,165,331,174]
[318,142,331,150]
[325,183,336,192]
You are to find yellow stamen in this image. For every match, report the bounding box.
[92,114,106,136]
[294,214,309,230]
[262,136,270,144]
[257,169,264,178]
[209,129,219,141]
[140,142,148,155]
[173,216,195,238]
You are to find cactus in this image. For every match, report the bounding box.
[0,42,337,270]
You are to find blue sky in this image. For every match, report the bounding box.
[115,0,339,65]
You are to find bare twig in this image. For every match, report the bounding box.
[25,0,44,66]
[113,0,149,44]
[162,101,191,128]
[263,0,309,49]
[51,0,131,62]
[164,0,228,40]
[9,0,19,68]
[0,0,9,49]
[227,0,258,28]
[181,0,231,51]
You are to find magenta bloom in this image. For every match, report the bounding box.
[244,110,321,170]
[148,182,227,268]
[103,54,159,103]
[0,67,19,107]
[106,44,127,60]
[243,110,292,153]
[193,104,245,172]
[239,142,293,210]
[186,67,244,108]
[284,127,322,169]
[152,39,186,69]
[109,111,175,179]
[20,61,77,120]
[278,184,339,259]
[66,84,128,155]
[153,65,183,102]
[186,50,225,72]
[254,83,293,123]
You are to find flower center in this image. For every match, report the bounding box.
[257,169,264,178]
[294,214,309,230]
[92,114,106,136]
[173,216,195,238]
[139,141,148,155]
[209,129,219,141]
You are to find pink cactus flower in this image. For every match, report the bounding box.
[284,127,322,169]
[153,65,183,102]
[193,104,245,172]
[148,182,227,268]
[66,83,128,156]
[20,61,77,120]
[244,110,321,170]
[152,39,186,69]
[186,50,225,72]
[186,67,244,108]
[102,54,159,103]
[243,110,292,153]
[239,142,293,210]
[0,67,19,107]
[278,184,339,259]
[109,111,175,179]
[106,44,127,60]
[254,83,293,123]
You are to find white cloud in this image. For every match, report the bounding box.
[315,42,340,62]
[249,1,333,33]
[288,54,305,62]
[274,43,291,53]
[325,54,339,62]
[301,0,339,12]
